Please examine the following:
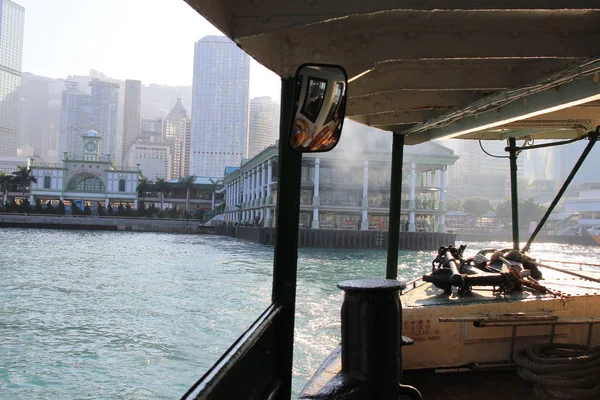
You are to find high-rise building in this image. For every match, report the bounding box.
[126,140,172,182]
[164,98,187,179]
[190,35,250,177]
[122,79,141,164]
[248,96,280,158]
[182,118,191,177]
[141,117,163,142]
[59,80,119,159]
[0,0,25,156]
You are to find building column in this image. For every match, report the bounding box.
[248,170,254,221]
[258,165,265,221]
[134,199,138,210]
[361,160,369,230]
[29,194,34,205]
[438,167,447,233]
[265,159,273,227]
[408,162,416,232]
[311,158,320,229]
[243,173,248,222]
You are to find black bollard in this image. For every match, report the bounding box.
[338,279,422,400]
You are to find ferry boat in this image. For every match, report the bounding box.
[179,2,600,399]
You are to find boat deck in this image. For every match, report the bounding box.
[402,268,600,308]
[401,369,535,400]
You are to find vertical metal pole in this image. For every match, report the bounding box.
[508,138,519,250]
[522,132,598,253]
[386,134,405,279]
[272,77,302,399]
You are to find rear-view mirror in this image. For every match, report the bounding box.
[289,64,348,152]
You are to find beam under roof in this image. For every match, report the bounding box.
[218,1,600,40]
[402,74,600,144]
[349,59,581,96]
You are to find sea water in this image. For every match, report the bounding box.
[0,229,597,399]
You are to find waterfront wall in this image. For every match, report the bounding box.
[216,225,456,250]
[0,214,213,234]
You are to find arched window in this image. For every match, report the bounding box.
[44,176,51,189]
[119,179,126,192]
[66,173,105,192]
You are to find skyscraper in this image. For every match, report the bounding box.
[190,35,250,177]
[0,0,25,156]
[164,98,187,179]
[59,80,119,159]
[122,79,141,164]
[248,96,280,158]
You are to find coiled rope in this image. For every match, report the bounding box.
[515,343,600,399]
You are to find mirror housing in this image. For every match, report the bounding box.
[289,64,348,152]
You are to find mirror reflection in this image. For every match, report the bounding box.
[290,65,348,152]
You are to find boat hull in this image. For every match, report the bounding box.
[401,273,600,370]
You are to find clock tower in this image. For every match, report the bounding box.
[82,129,101,161]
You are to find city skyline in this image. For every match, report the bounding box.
[16,0,281,100]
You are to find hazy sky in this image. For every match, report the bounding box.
[17,0,281,99]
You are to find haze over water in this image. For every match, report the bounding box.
[0,229,597,399]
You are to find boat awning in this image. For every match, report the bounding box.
[183,1,600,144]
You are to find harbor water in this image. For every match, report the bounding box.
[0,229,598,399]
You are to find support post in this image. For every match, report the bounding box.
[523,131,599,253]
[508,138,520,250]
[386,134,405,279]
[272,76,302,400]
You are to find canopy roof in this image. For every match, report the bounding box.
[184,1,600,144]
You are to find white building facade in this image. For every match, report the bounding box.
[222,143,458,232]
[31,130,140,207]
[126,140,172,182]
[190,35,250,177]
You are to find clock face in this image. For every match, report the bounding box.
[85,140,97,152]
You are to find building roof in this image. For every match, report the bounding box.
[224,166,240,176]
[167,97,187,118]
[167,176,222,185]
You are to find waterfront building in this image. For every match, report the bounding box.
[59,80,119,160]
[0,0,25,156]
[126,140,171,182]
[0,155,29,174]
[163,98,187,179]
[190,35,250,177]
[31,129,140,208]
[554,181,600,236]
[222,142,458,232]
[248,97,279,158]
[121,79,142,164]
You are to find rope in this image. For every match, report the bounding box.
[515,343,600,399]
